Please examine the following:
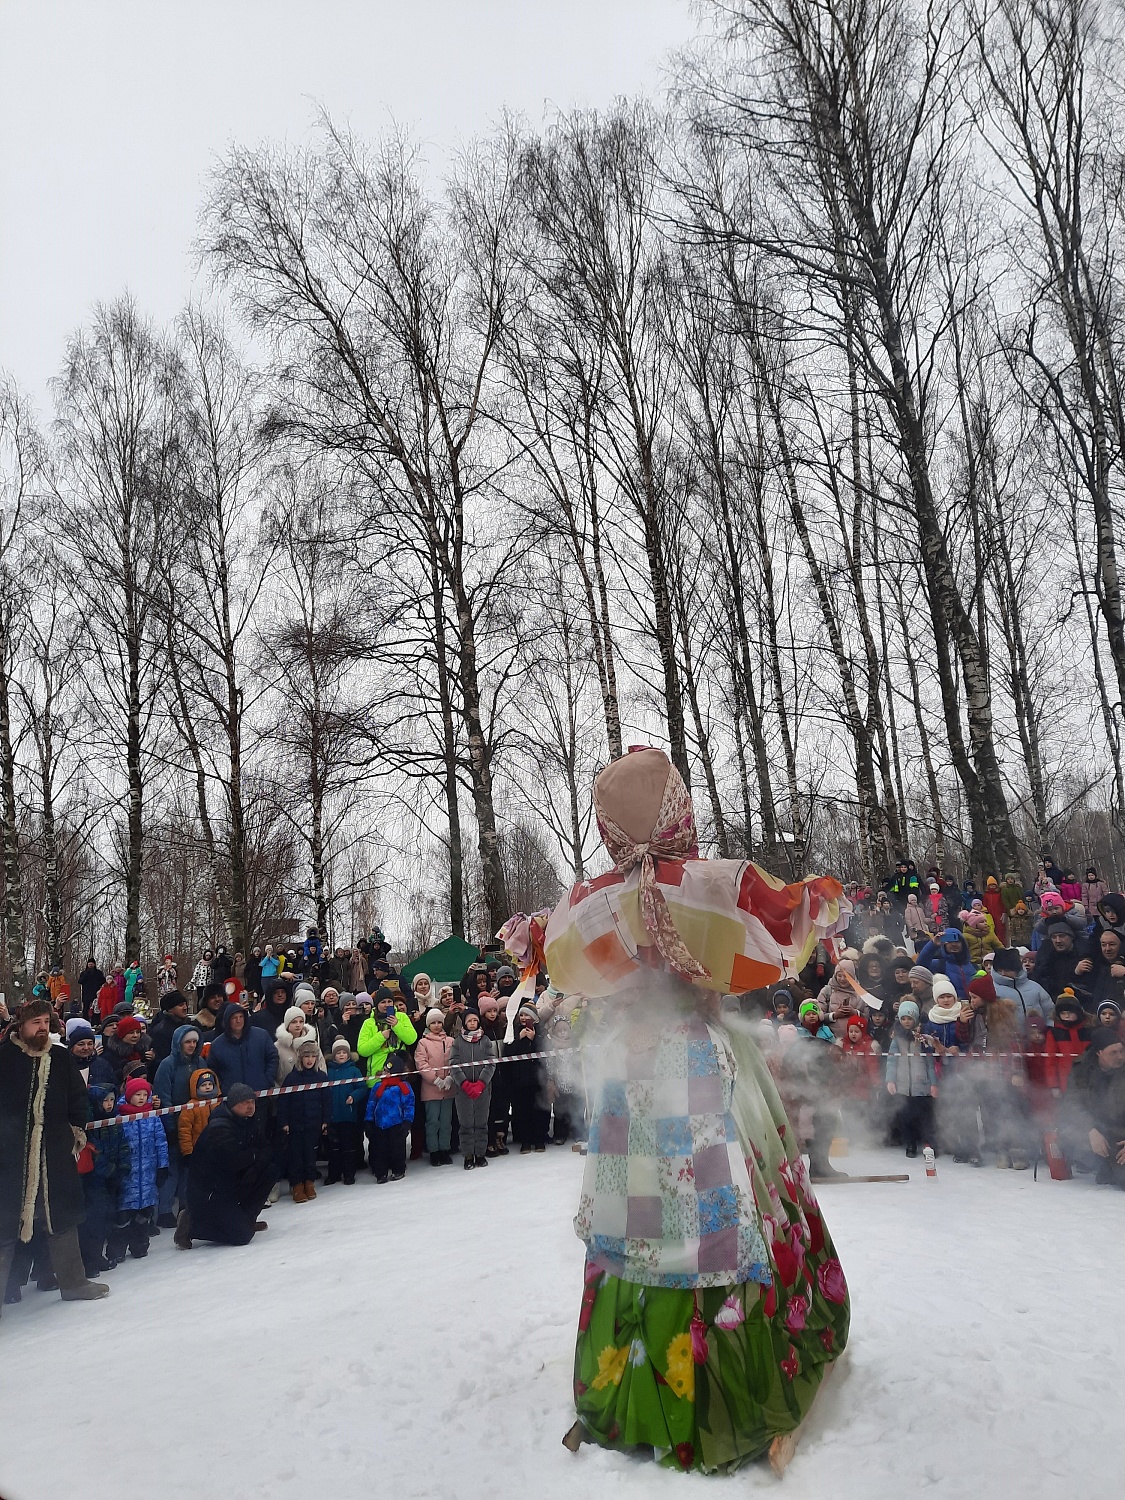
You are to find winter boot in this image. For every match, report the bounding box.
[49,1229,110,1303]
[463,1156,475,1170]
[174,1211,193,1250]
[304,1181,317,1199]
[291,1182,309,1203]
[474,1155,489,1167]
[430,1152,442,1167]
[156,1212,177,1229]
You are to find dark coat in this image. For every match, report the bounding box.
[89,1035,145,1092]
[148,1011,186,1069]
[277,1066,331,1131]
[1032,943,1084,1001]
[1065,1048,1125,1140]
[208,1011,279,1094]
[243,953,263,996]
[505,1027,545,1098]
[187,1102,272,1217]
[0,1036,89,1242]
[78,966,106,1015]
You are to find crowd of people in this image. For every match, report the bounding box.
[760,857,1125,1182]
[2,855,1124,1321]
[0,931,589,1315]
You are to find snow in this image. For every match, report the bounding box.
[1,1147,1123,1500]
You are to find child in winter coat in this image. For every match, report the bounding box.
[365,1052,416,1183]
[275,1005,326,1081]
[961,907,1000,966]
[507,1004,550,1153]
[450,1010,497,1169]
[1007,900,1033,947]
[78,1085,132,1275]
[178,1068,220,1159]
[279,1040,331,1201]
[326,1036,367,1184]
[414,1010,455,1165]
[885,1001,938,1157]
[110,1077,169,1260]
[1044,991,1091,1093]
[840,1015,882,1111]
[921,976,963,1064]
[546,1016,585,1145]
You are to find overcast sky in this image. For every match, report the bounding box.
[0,0,695,405]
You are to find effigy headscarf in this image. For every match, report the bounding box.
[543,747,850,998]
[593,753,710,983]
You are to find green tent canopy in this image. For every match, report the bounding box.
[399,935,481,988]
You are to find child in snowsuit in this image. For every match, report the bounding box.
[1045,990,1091,1093]
[885,1001,938,1157]
[110,1076,169,1260]
[79,1085,132,1275]
[178,1068,220,1159]
[365,1052,415,1183]
[279,1040,330,1202]
[326,1036,367,1184]
[450,1010,497,1169]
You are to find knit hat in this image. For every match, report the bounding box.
[282,1006,306,1028]
[1089,1025,1123,1055]
[897,1000,920,1022]
[330,1036,352,1056]
[928,993,962,1024]
[992,948,1022,973]
[294,984,316,1005]
[66,1018,95,1043]
[1095,999,1122,1019]
[496,965,517,982]
[321,987,340,1002]
[425,1009,445,1028]
[928,881,940,892]
[517,1004,538,1023]
[339,992,357,1009]
[1054,987,1083,1017]
[160,988,188,1012]
[798,1001,821,1022]
[113,1001,134,1016]
[968,972,996,1003]
[930,974,958,1003]
[227,1082,255,1106]
[1046,919,1073,938]
[124,1076,151,1101]
[117,1015,143,1039]
[908,966,933,987]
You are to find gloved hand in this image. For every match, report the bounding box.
[462,1079,486,1099]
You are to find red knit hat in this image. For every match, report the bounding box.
[117,1015,143,1039]
[124,1076,151,1101]
[968,972,996,1004]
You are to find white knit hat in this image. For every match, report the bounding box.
[425,1009,445,1028]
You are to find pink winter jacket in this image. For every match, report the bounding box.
[414,1031,454,1102]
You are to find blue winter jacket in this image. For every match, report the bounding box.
[208,1009,279,1094]
[153,1024,205,1141]
[116,1109,169,1211]
[921,1017,960,1050]
[917,934,978,999]
[366,1076,416,1129]
[326,1059,367,1124]
[86,1086,131,1186]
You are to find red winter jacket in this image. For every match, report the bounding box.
[1044,1023,1090,1092]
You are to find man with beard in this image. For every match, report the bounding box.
[0,999,110,1312]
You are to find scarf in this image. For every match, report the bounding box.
[594,759,709,981]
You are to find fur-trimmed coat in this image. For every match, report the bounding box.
[0,1035,89,1242]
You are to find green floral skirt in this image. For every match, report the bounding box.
[573,1030,850,1474]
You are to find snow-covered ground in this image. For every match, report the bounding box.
[1,1146,1122,1500]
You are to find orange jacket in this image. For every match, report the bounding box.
[178,1069,220,1156]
